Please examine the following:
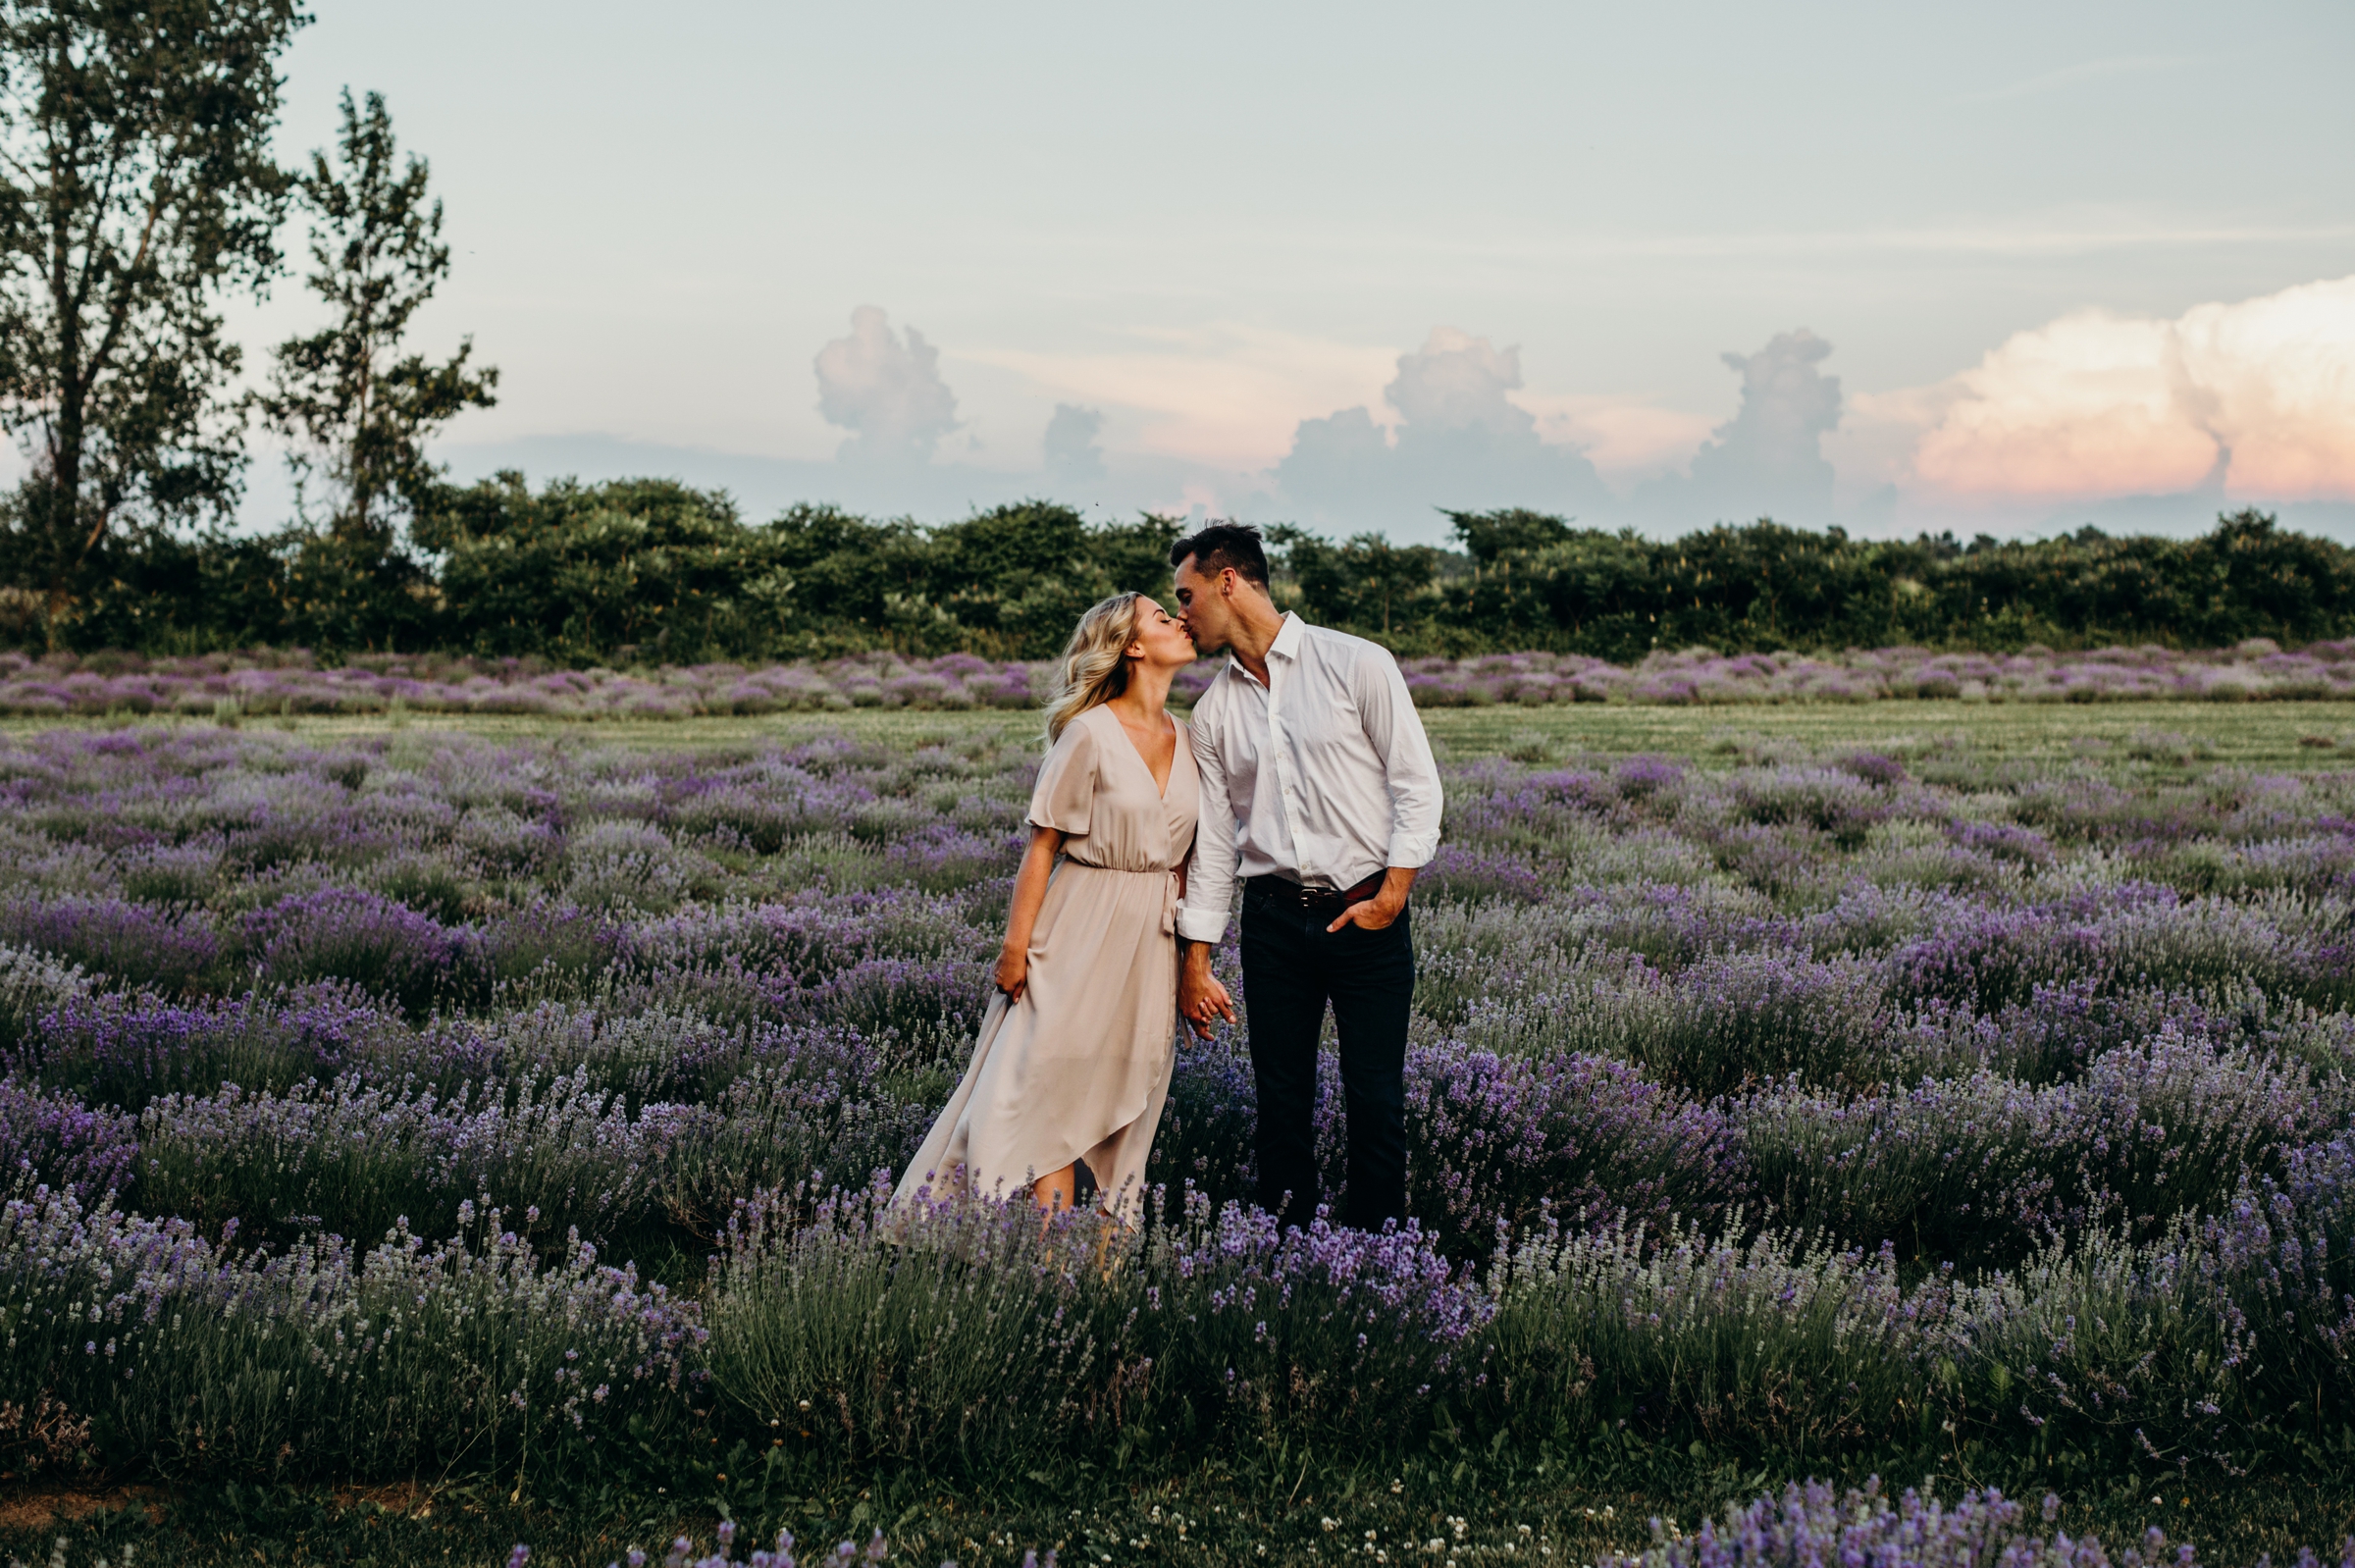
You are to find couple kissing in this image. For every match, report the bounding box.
[891,522,1444,1233]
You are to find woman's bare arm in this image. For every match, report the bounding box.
[994,824,1064,1001]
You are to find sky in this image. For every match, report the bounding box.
[226,0,2355,546]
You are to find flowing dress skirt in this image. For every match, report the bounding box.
[892,859,1181,1224]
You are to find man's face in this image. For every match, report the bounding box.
[1171,556,1230,653]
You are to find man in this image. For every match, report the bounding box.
[1170,522,1443,1231]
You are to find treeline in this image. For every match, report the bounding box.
[2,480,1182,662]
[1291,504,2355,660]
[7,474,2352,663]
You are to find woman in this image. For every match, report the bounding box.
[893,592,1202,1227]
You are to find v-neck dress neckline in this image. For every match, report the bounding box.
[1106,707,1178,800]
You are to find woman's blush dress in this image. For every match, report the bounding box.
[893,704,1200,1226]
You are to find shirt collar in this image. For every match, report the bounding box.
[1224,612,1305,687]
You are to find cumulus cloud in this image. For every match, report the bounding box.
[1042,403,1107,482]
[1271,406,1394,521]
[1637,329,1843,526]
[1274,327,1609,539]
[1905,276,2355,502]
[967,326,1394,470]
[1384,328,1539,437]
[813,305,960,464]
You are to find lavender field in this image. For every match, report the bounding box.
[1,712,2353,1544]
[17,636,2355,720]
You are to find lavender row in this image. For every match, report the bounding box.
[0,1184,698,1483]
[4,1153,2349,1483]
[0,967,2344,1282]
[0,650,1067,719]
[15,732,2355,977]
[684,1144,2355,1475]
[1606,1480,2230,1568]
[3,724,2355,1274]
[608,1484,2257,1568]
[1404,638,2355,707]
[17,636,2355,717]
[5,717,2355,1481]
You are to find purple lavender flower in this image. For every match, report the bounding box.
[1604,1477,2182,1568]
[240,888,482,1016]
[0,896,223,994]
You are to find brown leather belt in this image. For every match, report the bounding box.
[1246,871,1386,911]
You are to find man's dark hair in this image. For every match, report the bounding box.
[1169,522,1270,588]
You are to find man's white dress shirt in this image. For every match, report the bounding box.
[1177,613,1444,945]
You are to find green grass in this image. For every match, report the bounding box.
[21,698,2355,769]
[1423,698,2355,768]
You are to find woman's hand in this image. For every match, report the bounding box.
[995,826,1061,1003]
[994,942,1029,1001]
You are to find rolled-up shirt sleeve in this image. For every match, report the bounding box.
[1178,704,1239,944]
[1355,650,1443,869]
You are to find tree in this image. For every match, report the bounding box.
[1444,507,1576,637]
[257,87,496,544]
[1350,534,1441,636]
[1444,506,1573,567]
[419,473,791,663]
[0,0,307,643]
[1275,526,1440,640]
[930,500,1102,655]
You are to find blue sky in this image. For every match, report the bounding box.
[235,0,2355,543]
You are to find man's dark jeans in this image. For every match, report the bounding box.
[1237,877,1414,1231]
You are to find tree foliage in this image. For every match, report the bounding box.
[256,87,496,541]
[18,482,2355,666]
[405,482,1184,663]
[0,0,306,640]
[1278,527,1443,637]
[238,88,494,656]
[1364,507,2355,659]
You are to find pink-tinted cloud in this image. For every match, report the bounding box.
[1906,276,2355,501]
[814,306,960,464]
[1521,394,1714,484]
[966,326,1395,470]
[1384,328,1533,433]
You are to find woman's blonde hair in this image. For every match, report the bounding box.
[1043,592,1146,745]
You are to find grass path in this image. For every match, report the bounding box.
[17,698,2355,768]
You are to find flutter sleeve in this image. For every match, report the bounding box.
[1027,715,1100,837]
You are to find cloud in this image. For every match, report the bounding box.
[1269,405,1394,520]
[1384,328,1536,436]
[1634,329,1843,526]
[1904,276,2355,501]
[967,325,1394,470]
[1272,327,1610,539]
[784,280,2355,538]
[1516,394,1716,487]
[1042,403,1106,482]
[813,305,959,463]
[1693,331,1843,499]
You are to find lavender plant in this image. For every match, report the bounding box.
[1605,1478,2209,1568]
[1487,1217,1940,1454]
[0,1187,700,1481]
[704,1181,1489,1472]
[5,715,2355,1492]
[22,638,2355,717]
